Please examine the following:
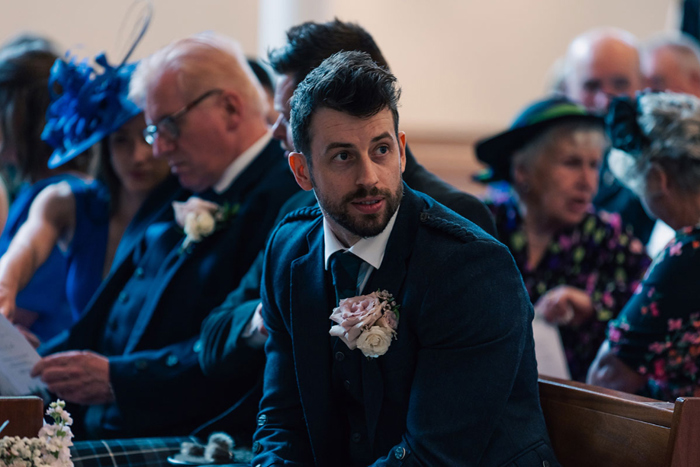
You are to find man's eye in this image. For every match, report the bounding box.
[335,152,350,161]
[377,145,390,155]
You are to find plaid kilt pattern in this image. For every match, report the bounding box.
[70,436,194,467]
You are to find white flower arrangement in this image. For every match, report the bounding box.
[0,400,74,467]
[329,290,400,358]
[172,197,240,254]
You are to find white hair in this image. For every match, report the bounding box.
[129,32,267,118]
[641,31,700,77]
[563,27,639,85]
[611,92,700,194]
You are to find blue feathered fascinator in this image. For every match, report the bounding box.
[41,0,152,169]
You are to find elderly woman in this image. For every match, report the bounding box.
[476,96,651,381]
[589,93,700,400]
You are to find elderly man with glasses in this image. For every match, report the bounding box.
[33,32,300,442]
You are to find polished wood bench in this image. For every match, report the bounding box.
[538,376,700,467]
[0,396,44,438]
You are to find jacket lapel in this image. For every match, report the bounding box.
[359,184,422,447]
[122,140,282,352]
[289,220,342,465]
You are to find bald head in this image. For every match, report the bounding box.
[564,28,642,114]
[641,33,700,98]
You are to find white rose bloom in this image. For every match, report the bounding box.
[184,212,202,241]
[356,326,393,358]
[195,211,216,237]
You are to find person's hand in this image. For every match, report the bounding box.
[15,324,40,348]
[31,351,114,405]
[0,285,17,322]
[254,303,268,338]
[534,285,594,327]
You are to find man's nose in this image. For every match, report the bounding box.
[271,115,288,144]
[356,154,380,188]
[153,134,175,157]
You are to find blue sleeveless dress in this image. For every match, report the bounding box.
[0,175,109,340]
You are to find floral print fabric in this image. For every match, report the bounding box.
[609,225,700,400]
[489,196,651,381]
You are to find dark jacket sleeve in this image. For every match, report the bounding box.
[198,252,266,378]
[369,238,541,466]
[198,190,317,378]
[252,224,315,466]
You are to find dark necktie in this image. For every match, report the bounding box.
[329,251,365,304]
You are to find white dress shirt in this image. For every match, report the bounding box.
[323,206,400,295]
[212,131,272,193]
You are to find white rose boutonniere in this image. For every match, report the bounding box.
[329,290,400,358]
[172,197,240,254]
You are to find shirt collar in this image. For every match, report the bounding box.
[213,131,272,194]
[323,206,400,271]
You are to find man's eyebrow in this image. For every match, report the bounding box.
[324,142,355,153]
[371,132,392,143]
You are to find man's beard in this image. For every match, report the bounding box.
[316,183,403,238]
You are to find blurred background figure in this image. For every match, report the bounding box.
[247,57,279,126]
[0,36,94,340]
[561,28,659,248]
[476,97,651,381]
[590,92,700,400]
[0,47,170,342]
[641,32,700,97]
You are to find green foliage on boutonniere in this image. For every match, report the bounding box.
[173,197,241,255]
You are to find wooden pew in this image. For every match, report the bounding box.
[538,376,700,467]
[0,396,44,438]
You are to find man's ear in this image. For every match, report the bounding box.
[398,131,407,173]
[288,152,314,191]
[221,91,242,131]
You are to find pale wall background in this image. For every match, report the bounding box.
[0,0,677,136]
[0,0,680,191]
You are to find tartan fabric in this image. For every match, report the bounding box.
[70,436,193,467]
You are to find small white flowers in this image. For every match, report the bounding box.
[329,290,400,358]
[172,197,240,253]
[0,400,74,467]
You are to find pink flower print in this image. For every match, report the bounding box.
[693,241,700,249]
[668,318,683,332]
[653,359,666,378]
[681,332,697,343]
[669,241,683,256]
[602,292,614,309]
[648,341,669,354]
[608,327,622,343]
[558,235,573,251]
[638,365,648,375]
[647,287,656,298]
[629,238,644,254]
[641,306,648,316]
[650,302,660,317]
[619,321,630,331]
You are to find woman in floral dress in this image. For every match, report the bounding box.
[476,96,651,381]
[589,92,700,400]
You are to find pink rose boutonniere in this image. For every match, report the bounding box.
[329,290,400,358]
[172,197,240,253]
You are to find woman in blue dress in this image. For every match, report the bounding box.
[0,39,95,340]
[0,50,170,342]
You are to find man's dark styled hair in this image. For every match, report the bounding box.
[268,19,390,87]
[290,50,400,161]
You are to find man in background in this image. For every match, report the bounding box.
[563,28,655,243]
